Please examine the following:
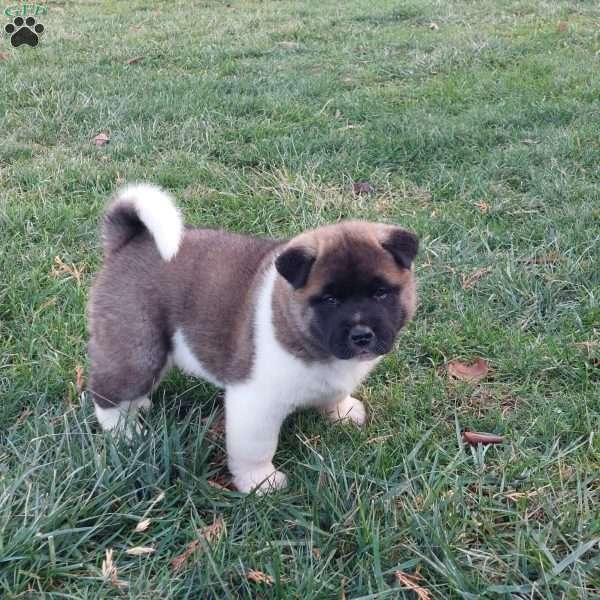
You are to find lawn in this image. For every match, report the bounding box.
[1,0,599,597]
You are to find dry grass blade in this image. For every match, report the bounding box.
[51,256,85,285]
[245,570,274,585]
[126,56,144,65]
[170,516,225,571]
[525,250,561,265]
[75,365,85,394]
[101,549,128,588]
[125,546,155,556]
[395,571,430,600]
[134,518,151,533]
[462,267,492,289]
[448,358,489,382]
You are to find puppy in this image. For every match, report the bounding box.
[87,184,418,493]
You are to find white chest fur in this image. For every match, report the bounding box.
[231,265,379,411]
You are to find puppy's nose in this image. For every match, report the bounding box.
[349,325,375,348]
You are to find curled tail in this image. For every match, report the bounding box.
[102,183,183,261]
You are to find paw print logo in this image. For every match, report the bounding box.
[5,16,45,47]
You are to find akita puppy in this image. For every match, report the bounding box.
[87,184,418,493]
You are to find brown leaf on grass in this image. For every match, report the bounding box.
[16,408,33,425]
[170,516,225,571]
[447,358,489,383]
[0,52,9,60]
[461,267,492,289]
[475,200,491,213]
[102,548,128,589]
[125,546,155,556]
[93,132,110,146]
[130,25,142,32]
[525,251,560,265]
[135,518,151,533]
[463,431,504,445]
[51,256,85,285]
[312,547,321,560]
[352,181,374,196]
[395,571,430,600]
[557,20,568,32]
[75,365,85,394]
[245,570,274,586]
[126,56,144,65]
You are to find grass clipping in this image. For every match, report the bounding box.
[170,516,225,572]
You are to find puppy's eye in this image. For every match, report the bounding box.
[322,294,340,305]
[373,288,389,300]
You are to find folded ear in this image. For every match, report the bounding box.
[275,246,316,289]
[381,228,419,269]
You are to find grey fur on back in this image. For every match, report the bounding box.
[88,216,282,408]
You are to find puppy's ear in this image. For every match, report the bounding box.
[275,246,316,289]
[381,228,419,269]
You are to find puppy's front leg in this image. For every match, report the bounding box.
[225,387,289,494]
[320,395,367,426]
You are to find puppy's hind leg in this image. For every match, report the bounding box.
[88,340,170,437]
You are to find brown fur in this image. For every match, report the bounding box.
[272,222,417,360]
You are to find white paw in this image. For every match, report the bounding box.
[131,396,152,412]
[233,464,288,494]
[324,396,367,426]
[94,401,145,440]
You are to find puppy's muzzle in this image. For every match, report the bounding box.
[349,324,375,352]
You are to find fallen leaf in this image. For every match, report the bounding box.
[135,518,151,532]
[429,22,439,31]
[246,570,274,586]
[395,571,430,600]
[75,365,85,394]
[0,52,9,60]
[475,200,491,213]
[126,56,144,65]
[557,20,568,32]
[102,548,128,589]
[93,132,110,146]
[170,516,225,571]
[125,546,155,556]
[130,25,142,32]
[526,251,560,265]
[463,431,504,445]
[448,358,489,383]
[352,181,374,196]
[51,256,85,285]
[462,267,492,289]
[312,548,321,560]
[16,408,33,425]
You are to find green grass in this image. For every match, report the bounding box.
[1,0,599,597]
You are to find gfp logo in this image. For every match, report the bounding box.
[4,3,46,47]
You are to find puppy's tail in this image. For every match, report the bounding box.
[102,183,184,261]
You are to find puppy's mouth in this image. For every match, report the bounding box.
[354,350,378,361]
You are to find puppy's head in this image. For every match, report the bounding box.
[275,222,418,361]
